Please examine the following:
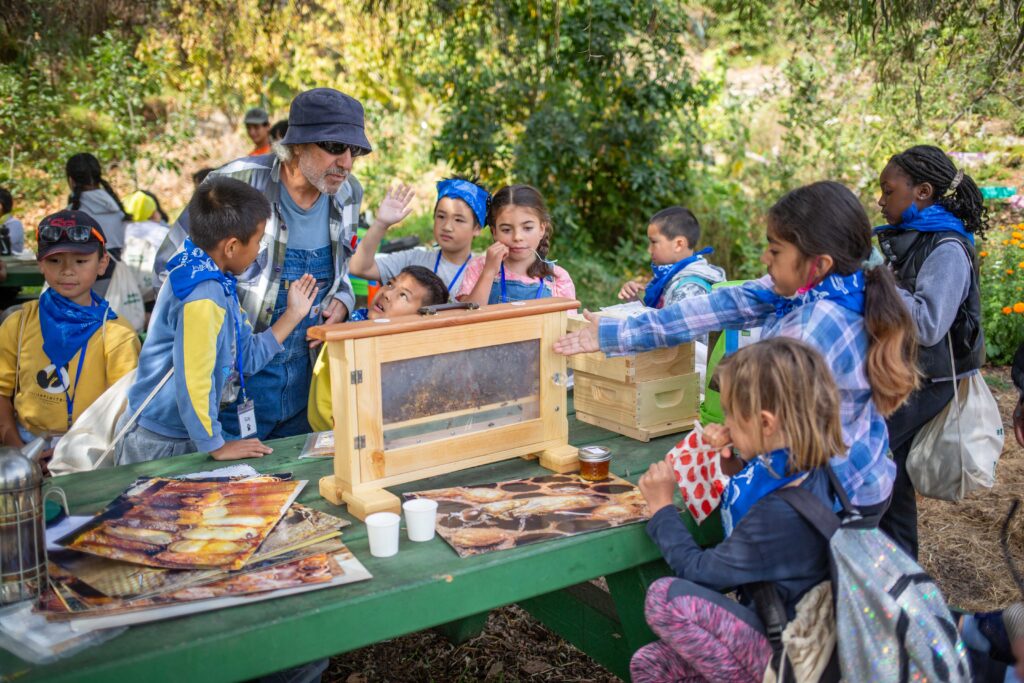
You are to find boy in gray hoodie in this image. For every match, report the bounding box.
[618,206,726,308]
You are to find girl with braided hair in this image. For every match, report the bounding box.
[875,144,988,559]
[66,153,129,257]
[457,184,575,304]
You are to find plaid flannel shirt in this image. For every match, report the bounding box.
[155,154,361,331]
[598,275,895,508]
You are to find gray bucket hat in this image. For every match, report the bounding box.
[280,88,372,154]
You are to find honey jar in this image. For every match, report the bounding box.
[578,446,612,482]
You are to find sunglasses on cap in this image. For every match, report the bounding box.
[315,141,369,158]
[37,224,106,245]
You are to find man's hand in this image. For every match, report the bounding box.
[211,439,273,461]
[618,279,644,301]
[309,298,349,348]
[638,459,677,514]
[553,310,601,355]
[374,184,415,229]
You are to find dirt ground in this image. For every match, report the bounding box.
[326,367,1024,682]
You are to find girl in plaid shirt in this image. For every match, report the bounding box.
[556,181,918,513]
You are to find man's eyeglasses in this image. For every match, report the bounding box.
[315,141,368,157]
[38,225,106,244]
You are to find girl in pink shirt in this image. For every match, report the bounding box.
[457,184,575,304]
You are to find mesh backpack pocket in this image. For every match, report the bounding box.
[776,487,969,682]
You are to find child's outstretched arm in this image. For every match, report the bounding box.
[460,242,508,307]
[348,183,415,281]
[269,274,319,344]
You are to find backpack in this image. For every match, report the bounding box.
[772,474,970,682]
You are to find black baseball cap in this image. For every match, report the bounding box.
[36,210,106,260]
[280,88,372,154]
[244,107,270,125]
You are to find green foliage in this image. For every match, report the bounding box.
[978,224,1024,364]
[408,1,714,302]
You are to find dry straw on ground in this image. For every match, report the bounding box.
[328,368,1024,682]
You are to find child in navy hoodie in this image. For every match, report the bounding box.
[632,337,839,682]
[115,177,319,463]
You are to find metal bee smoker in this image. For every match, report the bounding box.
[0,438,67,604]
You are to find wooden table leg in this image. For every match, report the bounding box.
[433,610,490,645]
[605,559,673,657]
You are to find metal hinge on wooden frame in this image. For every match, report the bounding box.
[353,435,366,449]
[350,370,363,384]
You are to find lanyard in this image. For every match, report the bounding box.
[60,342,89,431]
[433,251,473,292]
[231,294,249,403]
[499,264,547,303]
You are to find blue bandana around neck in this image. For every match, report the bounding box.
[721,448,804,537]
[436,179,490,229]
[873,203,974,246]
[38,288,116,371]
[167,239,238,301]
[643,247,714,308]
[751,270,866,319]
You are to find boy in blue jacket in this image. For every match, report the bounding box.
[115,177,319,463]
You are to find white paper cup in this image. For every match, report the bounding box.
[364,512,401,557]
[402,498,439,542]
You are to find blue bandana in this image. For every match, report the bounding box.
[873,203,974,246]
[643,247,714,308]
[436,179,490,228]
[167,239,237,300]
[38,289,116,371]
[752,270,866,319]
[350,308,368,322]
[721,449,804,537]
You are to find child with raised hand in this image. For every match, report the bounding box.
[874,145,987,559]
[0,211,140,459]
[632,337,840,683]
[116,177,319,464]
[618,206,726,307]
[556,181,918,515]
[457,184,575,305]
[308,265,449,431]
[349,178,489,297]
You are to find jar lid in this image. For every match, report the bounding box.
[578,446,611,463]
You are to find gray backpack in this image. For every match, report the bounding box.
[775,482,970,682]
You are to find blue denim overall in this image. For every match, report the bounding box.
[219,246,332,440]
[487,268,552,304]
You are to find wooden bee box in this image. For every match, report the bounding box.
[308,298,581,520]
[566,314,694,383]
[575,371,700,428]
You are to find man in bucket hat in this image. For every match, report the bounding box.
[155,88,412,441]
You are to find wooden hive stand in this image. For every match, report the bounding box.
[308,299,581,520]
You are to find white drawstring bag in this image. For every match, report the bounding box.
[49,368,172,476]
[104,255,146,332]
[906,336,1004,501]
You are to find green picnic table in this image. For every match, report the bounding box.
[0,256,43,307]
[1,403,717,682]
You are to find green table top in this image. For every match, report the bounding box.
[1,407,687,682]
[0,256,43,290]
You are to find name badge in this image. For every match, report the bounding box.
[238,399,258,438]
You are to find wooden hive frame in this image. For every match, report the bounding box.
[307,298,581,519]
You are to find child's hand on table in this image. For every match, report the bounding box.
[618,279,644,301]
[638,459,677,515]
[212,439,273,461]
[374,183,415,229]
[703,423,744,476]
[553,310,601,355]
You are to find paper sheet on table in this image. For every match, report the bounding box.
[598,301,653,318]
[0,602,125,664]
[46,516,93,551]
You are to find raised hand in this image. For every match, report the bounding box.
[285,273,320,321]
[618,279,644,301]
[375,183,415,228]
[638,459,677,514]
[483,242,510,271]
